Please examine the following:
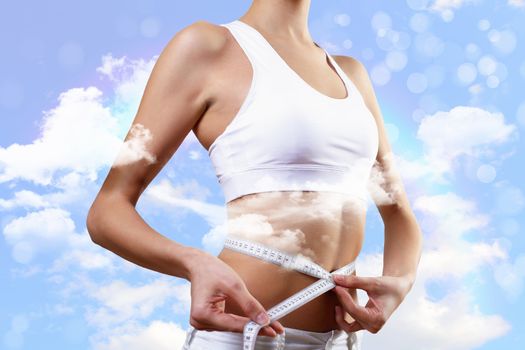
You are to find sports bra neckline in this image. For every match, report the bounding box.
[208,19,380,205]
[232,19,353,102]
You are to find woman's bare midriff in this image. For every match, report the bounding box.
[216,190,366,332]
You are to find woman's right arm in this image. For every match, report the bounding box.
[86,20,283,337]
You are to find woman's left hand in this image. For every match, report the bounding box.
[331,274,412,334]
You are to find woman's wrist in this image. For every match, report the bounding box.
[389,273,415,297]
[178,245,209,281]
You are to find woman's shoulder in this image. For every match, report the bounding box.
[332,54,370,92]
[164,20,232,58]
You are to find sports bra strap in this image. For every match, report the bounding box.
[220,20,283,74]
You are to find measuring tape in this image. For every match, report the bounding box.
[223,236,356,350]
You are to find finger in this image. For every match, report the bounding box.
[334,305,351,332]
[195,311,250,332]
[335,306,364,333]
[333,285,370,323]
[345,320,364,333]
[226,285,270,326]
[332,275,381,292]
[260,325,277,337]
[270,320,285,334]
[195,312,279,337]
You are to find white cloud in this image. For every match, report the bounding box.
[427,0,482,21]
[93,320,189,350]
[492,181,525,215]
[96,53,157,110]
[85,277,190,328]
[508,0,525,7]
[201,223,227,254]
[171,282,192,316]
[0,190,49,210]
[493,253,525,302]
[392,106,519,190]
[429,0,479,12]
[0,87,117,185]
[413,193,507,278]
[0,171,104,215]
[79,276,191,349]
[418,106,516,158]
[112,123,157,167]
[144,177,222,225]
[228,213,310,255]
[49,247,115,272]
[412,106,517,183]
[2,313,30,349]
[2,207,118,271]
[3,208,76,263]
[364,284,511,350]
[368,151,405,206]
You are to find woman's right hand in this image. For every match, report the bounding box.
[187,249,285,337]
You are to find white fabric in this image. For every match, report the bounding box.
[181,325,361,350]
[208,20,379,204]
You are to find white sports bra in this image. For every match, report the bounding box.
[208,20,379,205]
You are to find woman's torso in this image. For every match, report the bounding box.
[192,19,368,331]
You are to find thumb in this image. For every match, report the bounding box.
[227,285,270,326]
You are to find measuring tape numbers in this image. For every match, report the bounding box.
[223,236,356,350]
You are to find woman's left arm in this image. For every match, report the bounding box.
[331,55,423,334]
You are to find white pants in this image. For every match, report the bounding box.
[181,325,361,350]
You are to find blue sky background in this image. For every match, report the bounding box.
[1,0,524,349]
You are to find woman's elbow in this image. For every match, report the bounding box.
[86,201,105,245]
